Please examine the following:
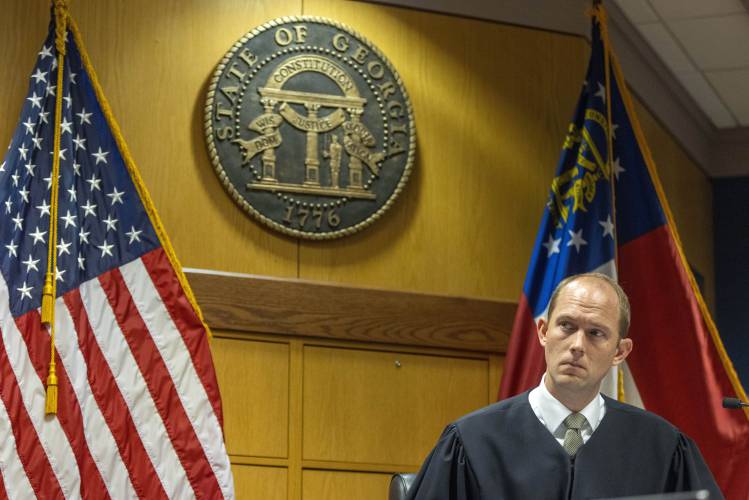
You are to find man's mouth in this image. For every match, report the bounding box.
[561,361,585,371]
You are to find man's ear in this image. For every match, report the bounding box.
[537,317,549,347]
[612,337,633,366]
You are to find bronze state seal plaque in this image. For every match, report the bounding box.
[205,17,415,239]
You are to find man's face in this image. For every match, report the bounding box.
[537,278,633,398]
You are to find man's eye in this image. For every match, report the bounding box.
[560,322,575,332]
[589,330,604,338]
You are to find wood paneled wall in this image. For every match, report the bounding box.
[195,272,506,500]
[0,0,715,304]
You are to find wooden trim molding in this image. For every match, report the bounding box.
[186,270,516,354]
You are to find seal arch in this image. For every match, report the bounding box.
[264,54,360,97]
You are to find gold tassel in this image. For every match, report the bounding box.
[41,273,55,326]
[45,364,58,415]
[42,0,68,418]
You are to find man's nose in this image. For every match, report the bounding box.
[570,330,586,353]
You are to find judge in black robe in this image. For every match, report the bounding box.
[406,391,723,500]
[407,273,723,500]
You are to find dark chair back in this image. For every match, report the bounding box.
[388,473,417,500]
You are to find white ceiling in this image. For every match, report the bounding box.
[615,0,749,128]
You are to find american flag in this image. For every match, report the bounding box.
[499,5,749,497]
[0,14,234,499]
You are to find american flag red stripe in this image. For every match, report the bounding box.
[100,265,222,496]
[18,312,108,499]
[16,310,106,498]
[0,398,33,497]
[0,462,7,500]
[140,248,224,427]
[53,296,138,499]
[16,311,110,500]
[1,274,83,497]
[1,260,235,498]
[0,335,65,498]
[50,351,111,500]
[121,253,232,494]
[81,272,198,497]
[1,259,233,498]
[13,314,50,381]
[0,394,35,497]
[63,289,166,499]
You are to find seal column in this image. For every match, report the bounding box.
[304,102,322,186]
[260,97,279,182]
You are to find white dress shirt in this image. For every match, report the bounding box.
[528,375,606,446]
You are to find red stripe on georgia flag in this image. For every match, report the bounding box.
[619,225,749,496]
[498,295,545,399]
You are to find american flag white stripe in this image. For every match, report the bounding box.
[63,288,169,499]
[102,266,221,494]
[53,297,138,499]
[119,258,234,498]
[79,276,195,500]
[141,251,225,428]
[0,339,62,499]
[0,396,34,500]
[0,276,79,498]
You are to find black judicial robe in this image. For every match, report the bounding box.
[407,393,723,500]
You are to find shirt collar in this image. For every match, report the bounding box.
[530,374,605,434]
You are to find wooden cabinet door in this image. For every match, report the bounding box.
[213,337,290,458]
[303,345,489,467]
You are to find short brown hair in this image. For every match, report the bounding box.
[546,273,631,338]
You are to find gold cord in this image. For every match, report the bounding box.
[43,0,69,416]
